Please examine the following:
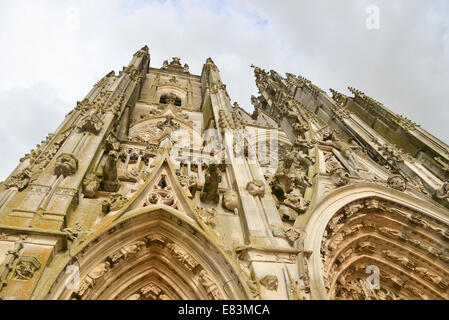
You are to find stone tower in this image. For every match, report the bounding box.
[0,46,448,300]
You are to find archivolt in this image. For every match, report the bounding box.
[44,207,249,300]
[304,183,449,300]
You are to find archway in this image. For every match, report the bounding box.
[45,207,249,300]
[304,183,449,300]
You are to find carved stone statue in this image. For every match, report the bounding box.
[222,190,239,211]
[246,179,265,197]
[387,175,407,191]
[259,275,278,291]
[320,134,362,170]
[330,167,350,187]
[103,151,120,192]
[167,243,198,271]
[200,164,221,204]
[77,113,102,134]
[4,170,31,190]
[434,180,449,202]
[62,222,90,242]
[82,173,101,198]
[14,256,41,281]
[54,153,78,177]
[198,270,223,300]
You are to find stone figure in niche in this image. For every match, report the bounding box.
[54,153,78,177]
[200,164,221,204]
[102,151,120,192]
[222,190,239,212]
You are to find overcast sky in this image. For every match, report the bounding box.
[0,0,448,181]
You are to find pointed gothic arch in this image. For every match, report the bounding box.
[43,206,250,300]
[303,183,449,300]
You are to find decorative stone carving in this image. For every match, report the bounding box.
[320,133,363,170]
[167,243,198,271]
[105,133,120,152]
[197,207,217,226]
[63,222,90,242]
[14,256,41,281]
[145,188,176,208]
[200,164,221,204]
[259,275,278,291]
[382,250,415,270]
[82,173,101,198]
[145,234,167,247]
[246,179,265,197]
[103,151,120,192]
[0,235,26,294]
[284,226,303,245]
[270,150,312,204]
[198,269,223,300]
[107,241,146,266]
[415,267,448,289]
[77,113,103,134]
[109,193,128,211]
[177,174,198,199]
[73,261,111,299]
[387,174,407,191]
[4,170,32,191]
[283,189,310,215]
[222,190,239,212]
[140,283,169,300]
[330,167,350,187]
[434,180,449,202]
[54,153,78,177]
[247,279,260,299]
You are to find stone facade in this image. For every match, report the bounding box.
[0,46,448,300]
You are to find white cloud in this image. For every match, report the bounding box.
[0,0,448,180]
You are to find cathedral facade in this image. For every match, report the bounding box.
[0,46,448,300]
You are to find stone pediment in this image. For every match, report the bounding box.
[112,156,197,223]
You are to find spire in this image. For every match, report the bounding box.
[133,45,149,57]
